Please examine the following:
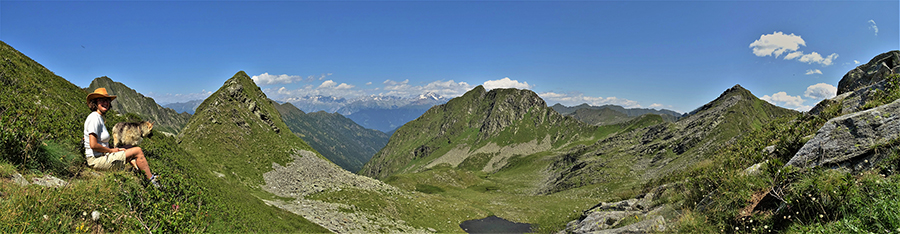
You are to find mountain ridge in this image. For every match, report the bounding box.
[273,102,389,173]
[361,85,606,179]
[88,76,191,135]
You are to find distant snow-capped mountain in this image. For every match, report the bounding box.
[277,93,450,133]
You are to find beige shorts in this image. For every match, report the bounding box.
[87,151,129,170]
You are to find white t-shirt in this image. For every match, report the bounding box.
[83,112,110,157]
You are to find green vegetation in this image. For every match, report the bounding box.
[649,96,900,233]
[863,74,900,110]
[274,102,389,173]
[1,41,327,233]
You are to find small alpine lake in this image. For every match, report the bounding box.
[460,215,532,234]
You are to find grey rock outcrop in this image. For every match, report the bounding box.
[837,50,900,95]
[12,173,29,186]
[562,186,670,233]
[786,98,900,171]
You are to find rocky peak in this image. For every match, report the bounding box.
[838,50,900,95]
[686,84,755,117]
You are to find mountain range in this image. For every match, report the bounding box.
[551,103,682,125]
[162,99,203,114]
[273,102,390,173]
[3,38,899,233]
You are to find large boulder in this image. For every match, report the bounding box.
[837,50,899,95]
[786,98,900,171]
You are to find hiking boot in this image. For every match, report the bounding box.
[150,174,162,189]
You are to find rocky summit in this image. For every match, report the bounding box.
[360,85,601,179]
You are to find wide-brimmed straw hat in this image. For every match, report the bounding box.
[86,88,117,105]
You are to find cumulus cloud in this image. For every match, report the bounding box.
[483,77,533,90]
[798,52,838,66]
[539,91,641,108]
[804,83,837,100]
[869,20,878,36]
[749,31,838,66]
[749,31,805,58]
[365,82,373,85]
[854,60,861,65]
[317,80,354,90]
[805,69,823,75]
[380,79,474,97]
[252,72,333,85]
[760,91,811,111]
[251,73,303,85]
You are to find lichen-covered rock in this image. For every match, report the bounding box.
[786,98,900,171]
[30,175,68,188]
[838,50,899,95]
[562,185,670,233]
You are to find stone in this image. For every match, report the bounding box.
[838,50,899,95]
[12,173,29,186]
[786,98,900,171]
[31,175,68,188]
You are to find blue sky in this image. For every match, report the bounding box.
[1,1,897,113]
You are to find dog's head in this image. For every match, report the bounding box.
[141,121,154,137]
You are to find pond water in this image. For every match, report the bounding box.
[459,215,532,233]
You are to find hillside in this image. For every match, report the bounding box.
[541,84,797,194]
[175,71,329,232]
[88,77,192,135]
[361,86,612,179]
[552,103,682,118]
[0,40,89,174]
[0,41,327,233]
[273,102,389,173]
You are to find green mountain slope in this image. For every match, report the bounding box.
[88,76,191,135]
[568,107,634,125]
[273,102,389,173]
[360,86,609,179]
[0,40,89,173]
[540,84,798,194]
[176,71,328,232]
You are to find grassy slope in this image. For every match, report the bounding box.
[343,89,667,232]
[0,41,327,233]
[660,75,900,233]
[361,86,606,179]
[177,71,328,232]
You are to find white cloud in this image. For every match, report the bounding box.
[252,72,333,85]
[798,52,838,66]
[251,73,304,85]
[318,80,337,89]
[380,79,474,98]
[335,83,355,89]
[869,20,878,36]
[804,83,837,100]
[749,31,805,58]
[749,31,838,66]
[805,69,823,75]
[784,51,804,60]
[365,82,373,85]
[318,80,354,90]
[760,91,811,111]
[539,91,642,109]
[854,60,861,65]
[483,77,533,90]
